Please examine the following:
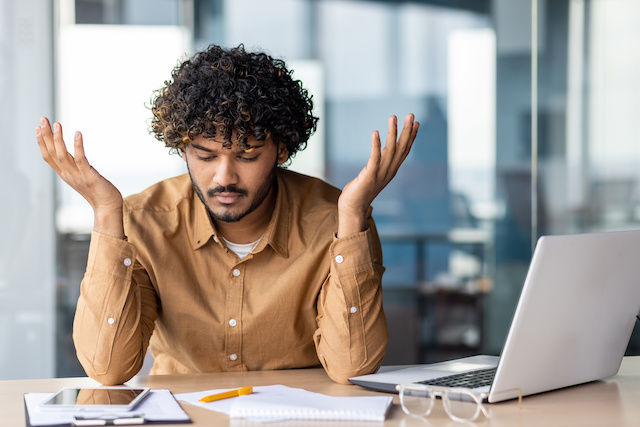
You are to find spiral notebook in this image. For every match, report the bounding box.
[177,385,392,422]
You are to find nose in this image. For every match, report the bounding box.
[213,154,239,188]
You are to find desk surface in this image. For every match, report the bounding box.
[3,356,640,426]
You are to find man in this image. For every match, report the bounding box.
[36,45,419,385]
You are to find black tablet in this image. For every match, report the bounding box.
[39,387,151,411]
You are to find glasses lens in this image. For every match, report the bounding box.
[442,390,482,422]
[400,387,433,417]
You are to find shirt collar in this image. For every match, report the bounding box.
[191,170,290,257]
[263,171,290,257]
[192,194,218,251]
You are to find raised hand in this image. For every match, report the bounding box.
[36,117,125,239]
[337,114,419,238]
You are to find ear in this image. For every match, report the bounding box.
[277,143,289,165]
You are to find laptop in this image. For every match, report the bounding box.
[350,230,640,403]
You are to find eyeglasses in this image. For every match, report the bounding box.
[396,384,522,423]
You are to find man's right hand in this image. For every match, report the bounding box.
[36,117,125,239]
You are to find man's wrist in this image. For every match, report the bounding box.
[337,209,367,239]
[93,207,125,240]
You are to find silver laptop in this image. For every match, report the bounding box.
[350,230,640,402]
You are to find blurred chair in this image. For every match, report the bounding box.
[584,178,638,226]
[450,192,478,229]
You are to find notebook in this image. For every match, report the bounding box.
[350,230,640,403]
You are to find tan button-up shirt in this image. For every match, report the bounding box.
[73,169,388,385]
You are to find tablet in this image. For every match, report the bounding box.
[39,387,150,411]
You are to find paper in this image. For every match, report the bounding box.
[176,384,392,422]
[24,389,190,426]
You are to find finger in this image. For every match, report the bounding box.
[394,114,418,165]
[379,114,417,183]
[52,122,75,167]
[36,118,63,172]
[384,115,398,151]
[73,131,94,180]
[38,117,56,155]
[406,119,420,155]
[36,125,61,173]
[384,114,411,168]
[411,117,420,139]
[374,116,398,181]
[401,115,419,158]
[39,117,52,135]
[368,130,382,173]
[73,131,88,165]
[398,114,415,146]
[381,115,398,158]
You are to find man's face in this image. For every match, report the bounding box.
[184,134,288,224]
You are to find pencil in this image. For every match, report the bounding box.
[200,386,253,402]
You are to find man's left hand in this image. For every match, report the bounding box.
[337,113,419,238]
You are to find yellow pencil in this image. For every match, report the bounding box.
[200,386,253,402]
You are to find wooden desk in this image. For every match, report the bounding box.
[4,357,640,426]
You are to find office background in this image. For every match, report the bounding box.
[1,0,639,380]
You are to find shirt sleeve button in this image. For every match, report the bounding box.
[123,258,132,267]
[335,255,344,264]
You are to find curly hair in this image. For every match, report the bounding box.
[150,44,318,161]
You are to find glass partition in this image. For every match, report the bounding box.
[0,1,56,380]
[534,0,640,354]
[3,0,639,379]
[52,0,640,374]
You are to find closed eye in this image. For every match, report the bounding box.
[196,154,216,161]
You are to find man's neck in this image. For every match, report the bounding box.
[213,188,276,244]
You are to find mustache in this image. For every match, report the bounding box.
[207,185,248,197]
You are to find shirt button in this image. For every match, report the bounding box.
[350,306,358,314]
[335,255,344,264]
[229,354,238,361]
[232,269,241,277]
[123,258,132,267]
[107,317,115,325]
[229,319,237,327]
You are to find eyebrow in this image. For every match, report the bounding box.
[191,143,214,152]
[191,142,265,153]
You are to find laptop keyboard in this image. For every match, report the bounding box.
[415,367,497,389]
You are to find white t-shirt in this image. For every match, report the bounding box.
[221,236,263,260]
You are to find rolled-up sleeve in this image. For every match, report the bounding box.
[73,231,157,385]
[313,223,388,384]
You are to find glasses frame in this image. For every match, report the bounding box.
[397,384,488,423]
[396,384,522,423]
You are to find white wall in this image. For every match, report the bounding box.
[0,0,56,379]
[56,25,192,233]
[588,0,640,179]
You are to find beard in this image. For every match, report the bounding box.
[189,165,278,224]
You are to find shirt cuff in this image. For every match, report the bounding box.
[329,228,375,277]
[86,230,137,279]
